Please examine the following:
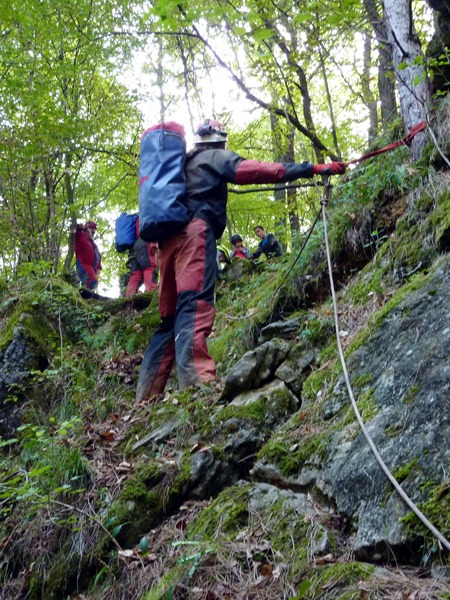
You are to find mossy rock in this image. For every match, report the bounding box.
[215,380,299,431]
[106,457,192,548]
[188,481,251,539]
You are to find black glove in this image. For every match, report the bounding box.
[313,162,346,175]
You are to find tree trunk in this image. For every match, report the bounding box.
[362,33,379,143]
[382,0,432,158]
[63,155,76,272]
[363,0,398,133]
[275,17,325,162]
[425,0,450,94]
[318,47,342,160]
[44,167,58,273]
[270,113,294,240]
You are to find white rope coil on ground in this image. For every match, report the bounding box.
[321,199,450,553]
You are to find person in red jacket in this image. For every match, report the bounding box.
[229,234,252,260]
[75,221,102,291]
[135,119,346,403]
[126,218,159,296]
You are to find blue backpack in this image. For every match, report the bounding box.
[138,122,189,243]
[115,213,138,253]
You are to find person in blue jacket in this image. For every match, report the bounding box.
[252,225,283,259]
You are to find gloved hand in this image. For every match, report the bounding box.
[313,162,346,175]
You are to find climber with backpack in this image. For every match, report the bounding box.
[74,220,102,291]
[114,213,159,296]
[125,218,158,296]
[135,119,346,403]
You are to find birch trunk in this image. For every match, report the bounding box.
[383,0,432,158]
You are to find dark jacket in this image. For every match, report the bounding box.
[127,237,158,272]
[184,148,314,239]
[252,233,283,259]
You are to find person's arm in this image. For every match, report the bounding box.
[252,242,264,259]
[75,226,87,256]
[233,159,346,185]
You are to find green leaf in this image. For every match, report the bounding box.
[253,28,273,42]
[111,522,128,537]
[28,465,52,477]
[93,566,108,588]
[294,579,312,598]
[188,564,197,578]
[139,536,149,554]
[104,516,118,528]
[294,13,312,24]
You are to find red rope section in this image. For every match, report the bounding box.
[344,121,428,166]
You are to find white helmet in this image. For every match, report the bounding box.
[194,119,227,144]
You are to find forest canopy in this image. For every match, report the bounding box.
[0,0,445,294]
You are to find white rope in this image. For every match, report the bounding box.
[321,199,450,552]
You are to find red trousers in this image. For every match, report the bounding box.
[125,267,158,296]
[135,219,217,402]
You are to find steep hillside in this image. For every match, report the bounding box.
[1,105,450,599]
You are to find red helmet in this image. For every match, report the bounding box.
[85,221,97,230]
[194,119,227,144]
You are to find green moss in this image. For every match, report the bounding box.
[391,457,420,484]
[208,324,251,370]
[352,373,373,391]
[106,457,192,548]
[302,361,341,404]
[140,562,189,600]
[341,387,379,426]
[0,307,53,353]
[402,385,420,404]
[212,262,298,370]
[258,432,329,477]
[217,383,296,429]
[401,481,450,564]
[346,267,384,305]
[414,190,435,215]
[188,484,251,539]
[430,190,450,248]
[300,314,334,345]
[384,422,403,437]
[295,562,375,599]
[393,220,436,269]
[0,278,112,353]
[30,532,102,600]
[216,399,266,424]
[93,295,161,354]
[346,269,432,357]
[267,499,311,560]
[328,210,356,256]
